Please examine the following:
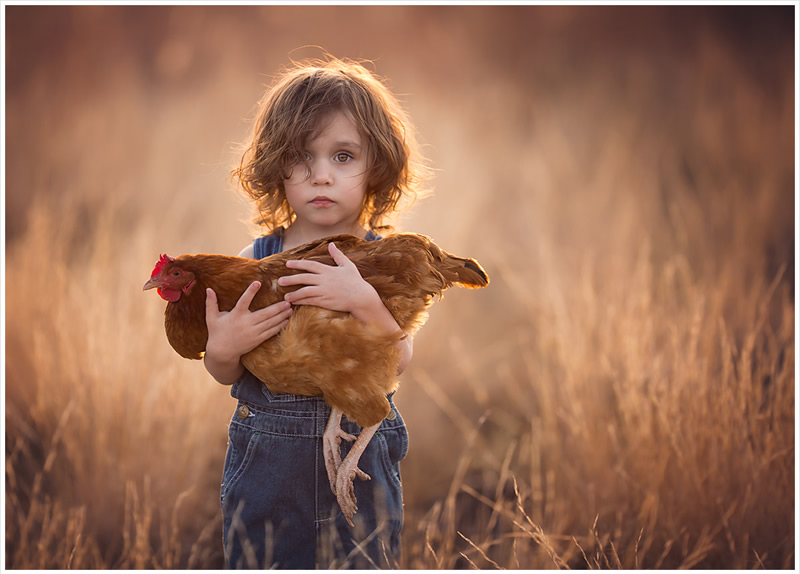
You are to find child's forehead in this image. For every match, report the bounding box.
[306,109,364,144]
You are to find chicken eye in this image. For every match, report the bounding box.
[172,270,181,277]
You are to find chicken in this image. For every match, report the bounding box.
[143,232,489,523]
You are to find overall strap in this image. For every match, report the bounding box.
[253,232,283,259]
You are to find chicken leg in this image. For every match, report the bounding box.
[323,408,362,487]
[322,408,379,526]
[334,421,381,527]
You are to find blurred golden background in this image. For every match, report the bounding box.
[4,4,795,569]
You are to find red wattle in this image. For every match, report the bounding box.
[157,287,181,302]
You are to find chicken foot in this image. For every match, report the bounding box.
[322,408,370,496]
[334,421,382,527]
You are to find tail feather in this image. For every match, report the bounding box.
[460,256,490,287]
[429,241,489,289]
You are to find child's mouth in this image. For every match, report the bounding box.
[310,196,335,207]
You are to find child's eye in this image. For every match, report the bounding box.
[334,152,352,163]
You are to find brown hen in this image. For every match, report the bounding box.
[143,232,488,523]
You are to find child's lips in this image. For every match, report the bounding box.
[310,196,335,207]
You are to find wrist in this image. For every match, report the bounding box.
[205,338,241,366]
[350,285,385,323]
[203,349,245,385]
[205,338,243,369]
[351,289,403,337]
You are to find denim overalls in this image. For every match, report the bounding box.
[221,230,409,569]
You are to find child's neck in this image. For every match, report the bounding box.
[282,220,368,251]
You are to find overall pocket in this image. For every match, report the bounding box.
[376,425,409,490]
[221,421,260,503]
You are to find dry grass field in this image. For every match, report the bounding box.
[4,5,796,569]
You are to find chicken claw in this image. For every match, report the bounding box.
[334,422,381,527]
[323,408,356,491]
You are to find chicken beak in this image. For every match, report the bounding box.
[143,277,161,291]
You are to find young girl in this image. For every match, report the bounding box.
[203,58,427,569]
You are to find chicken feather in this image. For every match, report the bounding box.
[144,232,488,427]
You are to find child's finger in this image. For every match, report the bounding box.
[252,301,291,323]
[284,286,324,306]
[256,319,290,344]
[233,281,262,311]
[287,297,325,308]
[205,288,220,319]
[328,242,354,267]
[255,308,292,329]
[278,272,321,287]
[285,259,332,273]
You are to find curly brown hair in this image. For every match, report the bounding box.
[232,57,428,233]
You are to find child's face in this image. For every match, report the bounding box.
[284,110,368,233]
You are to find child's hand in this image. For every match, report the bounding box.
[279,243,380,319]
[205,281,292,363]
[280,242,414,374]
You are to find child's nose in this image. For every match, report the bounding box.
[310,161,333,185]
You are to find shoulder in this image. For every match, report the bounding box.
[237,244,255,258]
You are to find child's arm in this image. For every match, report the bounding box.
[278,242,414,374]
[203,281,293,385]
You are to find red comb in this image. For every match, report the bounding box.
[150,254,175,278]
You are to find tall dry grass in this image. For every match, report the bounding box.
[5,5,795,569]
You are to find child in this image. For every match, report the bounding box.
[203,57,427,569]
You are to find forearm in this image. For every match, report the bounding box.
[203,349,245,385]
[352,292,414,375]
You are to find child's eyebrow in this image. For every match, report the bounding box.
[333,140,361,150]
